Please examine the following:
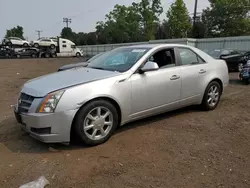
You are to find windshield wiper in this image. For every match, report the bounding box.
[89,66,105,70]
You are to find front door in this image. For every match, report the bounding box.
[130,48,181,119]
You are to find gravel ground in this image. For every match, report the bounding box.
[0,58,250,188]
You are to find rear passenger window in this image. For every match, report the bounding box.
[178,48,205,65]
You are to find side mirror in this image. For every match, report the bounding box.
[140,61,159,73]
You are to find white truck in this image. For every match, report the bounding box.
[36,38,83,58]
[0,37,83,58]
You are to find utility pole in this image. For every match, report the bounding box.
[192,0,198,37]
[63,18,72,28]
[35,30,42,39]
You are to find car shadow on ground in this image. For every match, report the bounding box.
[229,78,244,85]
[0,105,201,154]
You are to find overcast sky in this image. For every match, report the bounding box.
[0,0,210,40]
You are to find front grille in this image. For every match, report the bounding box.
[18,93,35,113]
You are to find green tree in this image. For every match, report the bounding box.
[61,27,76,42]
[5,26,25,39]
[96,4,142,43]
[202,0,250,37]
[190,19,206,38]
[155,21,169,39]
[136,0,163,40]
[166,0,192,38]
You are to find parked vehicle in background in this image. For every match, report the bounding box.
[239,51,250,65]
[239,60,250,85]
[58,52,105,71]
[0,47,16,58]
[14,44,229,146]
[2,37,29,47]
[16,48,40,58]
[205,49,244,72]
[30,38,58,48]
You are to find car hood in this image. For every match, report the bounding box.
[22,67,120,97]
[58,62,88,71]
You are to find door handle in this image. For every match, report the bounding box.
[199,69,206,74]
[170,75,180,80]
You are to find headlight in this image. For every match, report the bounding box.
[38,90,65,113]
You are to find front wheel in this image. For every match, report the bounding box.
[73,100,118,146]
[201,81,222,111]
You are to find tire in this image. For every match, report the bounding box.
[34,43,39,48]
[45,53,50,58]
[201,81,222,111]
[31,54,37,58]
[51,53,57,58]
[23,43,28,47]
[7,42,12,47]
[5,54,9,58]
[76,52,81,57]
[238,63,243,72]
[50,44,56,49]
[243,79,249,85]
[73,100,119,146]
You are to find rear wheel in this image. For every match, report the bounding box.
[44,53,50,58]
[238,63,243,72]
[201,81,222,111]
[51,53,57,58]
[73,100,118,146]
[4,54,9,58]
[76,52,81,57]
[34,43,39,48]
[50,44,56,49]
[31,54,37,58]
[243,79,249,85]
[7,42,12,47]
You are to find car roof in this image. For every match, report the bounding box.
[121,43,193,49]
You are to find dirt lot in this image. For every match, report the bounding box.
[0,58,250,188]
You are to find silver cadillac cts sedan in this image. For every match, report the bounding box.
[14,44,229,146]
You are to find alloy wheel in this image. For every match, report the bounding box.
[83,107,113,141]
[207,85,220,107]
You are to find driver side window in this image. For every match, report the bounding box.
[148,48,176,69]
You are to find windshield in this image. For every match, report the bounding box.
[87,47,150,72]
[87,52,105,62]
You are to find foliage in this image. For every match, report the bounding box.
[5,26,25,39]
[202,0,250,37]
[8,0,250,45]
[166,0,192,38]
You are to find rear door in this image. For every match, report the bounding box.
[176,47,209,106]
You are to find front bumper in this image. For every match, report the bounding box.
[14,105,77,143]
